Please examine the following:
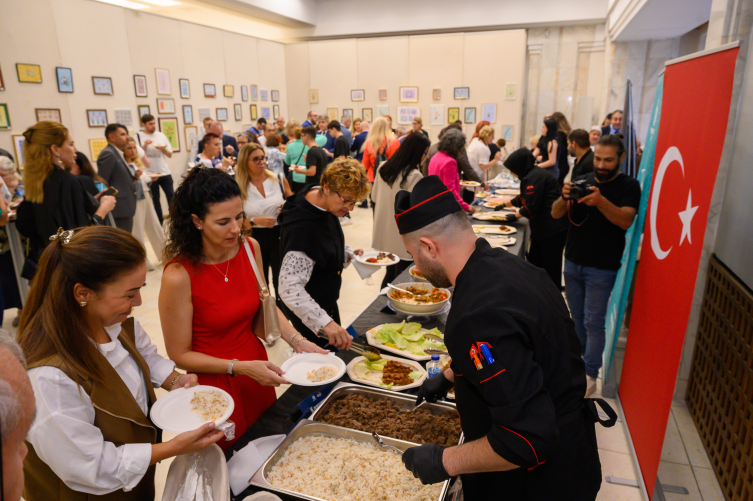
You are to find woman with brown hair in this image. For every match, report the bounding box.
[551,111,572,184]
[160,167,325,451]
[19,226,223,500]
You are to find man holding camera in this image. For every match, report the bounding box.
[552,135,641,397]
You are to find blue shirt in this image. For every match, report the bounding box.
[340,125,352,144]
[351,131,368,162]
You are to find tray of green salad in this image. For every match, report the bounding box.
[365,321,446,362]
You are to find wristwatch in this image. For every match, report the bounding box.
[227,359,238,377]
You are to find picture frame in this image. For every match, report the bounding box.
[376,105,389,118]
[343,109,353,118]
[155,68,171,95]
[502,125,514,141]
[271,90,279,102]
[505,83,517,100]
[87,109,108,128]
[0,104,11,131]
[88,138,108,161]
[198,108,211,122]
[156,98,175,114]
[251,85,259,101]
[432,89,441,101]
[223,85,234,98]
[241,85,248,102]
[114,109,132,126]
[399,86,418,103]
[261,107,270,119]
[379,89,387,101]
[396,106,420,125]
[234,103,242,121]
[464,107,476,124]
[0,65,4,91]
[448,107,460,123]
[133,75,147,97]
[250,104,258,120]
[16,63,42,83]
[204,83,216,98]
[56,67,73,93]
[137,105,151,119]
[179,78,190,99]
[12,135,24,168]
[158,117,180,152]
[92,76,113,96]
[308,89,318,104]
[183,105,193,125]
[242,123,253,132]
[273,104,280,120]
[184,125,198,152]
[362,108,373,122]
[454,87,470,100]
[260,90,269,101]
[216,108,228,121]
[430,105,444,126]
[481,103,497,123]
[327,108,338,121]
[351,89,365,102]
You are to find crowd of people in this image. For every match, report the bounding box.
[0,105,638,501]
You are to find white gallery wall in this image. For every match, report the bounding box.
[0,0,288,178]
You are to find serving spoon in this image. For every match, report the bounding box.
[372,431,403,456]
[387,283,414,295]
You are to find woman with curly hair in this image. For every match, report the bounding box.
[278,158,371,349]
[159,167,326,450]
[427,128,474,212]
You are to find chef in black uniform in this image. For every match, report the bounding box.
[396,176,615,500]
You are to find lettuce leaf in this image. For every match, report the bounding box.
[408,371,423,380]
[353,361,370,374]
[380,382,395,389]
[426,328,443,339]
[402,322,422,336]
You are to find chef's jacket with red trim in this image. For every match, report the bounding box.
[509,167,567,241]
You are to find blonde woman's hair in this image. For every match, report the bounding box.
[126,138,145,169]
[235,143,276,201]
[22,121,69,203]
[293,126,304,140]
[286,119,299,135]
[367,117,393,156]
[320,158,372,201]
[478,125,494,141]
[413,117,423,126]
[351,118,362,134]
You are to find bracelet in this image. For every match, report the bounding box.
[293,336,306,351]
[168,373,181,389]
[288,332,301,346]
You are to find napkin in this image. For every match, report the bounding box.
[351,259,379,280]
[227,434,286,496]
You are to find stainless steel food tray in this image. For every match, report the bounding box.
[248,419,451,501]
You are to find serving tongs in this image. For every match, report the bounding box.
[372,431,403,456]
[423,333,444,343]
[424,348,450,356]
[350,342,382,361]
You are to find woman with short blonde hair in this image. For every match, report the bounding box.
[467,125,501,180]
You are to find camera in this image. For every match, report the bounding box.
[568,179,593,200]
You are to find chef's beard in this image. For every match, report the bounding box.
[415,255,452,289]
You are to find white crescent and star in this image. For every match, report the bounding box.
[650,146,699,260]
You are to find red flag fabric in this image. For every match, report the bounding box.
[619,46,739,498]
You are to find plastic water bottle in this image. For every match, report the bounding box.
[427,354,442,378]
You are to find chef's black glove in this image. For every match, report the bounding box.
[415,372,454,405]
[504,213,517,222]
[402,444,451,485]
[493,204,508,211]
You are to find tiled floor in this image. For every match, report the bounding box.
[3,207,724,501]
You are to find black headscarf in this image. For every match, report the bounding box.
[504,148,536,179]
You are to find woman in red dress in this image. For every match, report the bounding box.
[159,167,326,450]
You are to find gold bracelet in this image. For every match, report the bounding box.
[168,373,181,389]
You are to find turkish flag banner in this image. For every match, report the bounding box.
[619,46,739,498]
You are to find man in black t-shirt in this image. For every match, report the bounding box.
[552,134,641,397]
[568,129,595,180]
[327,120,351,159]
[297,126,327,186]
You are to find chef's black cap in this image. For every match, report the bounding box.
[394,175,462,235]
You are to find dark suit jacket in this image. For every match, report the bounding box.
[198,134,239,157]
[96,143,137,219]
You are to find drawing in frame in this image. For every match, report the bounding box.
[137,105,150,120]
[273,104,280,120]
[351,89,365,102]
[56,67,73,93]
[16,64,42,83]
[430,105,444,126]
[343,108,353,118]
[179,78,190,99]
[260,90,269,101]
[92,77,113,96]
[432,89,441,101]
[251,85,259,101]
[114,109,132,126]
[0,104,11,131]
[379,89,387,101]
[362,108,373,122]
[501,125,514,141]
[87,109,108,128]
[223,85,234,98]
[454,87,470,100]
[204,83,216,98]
[216,108,228,121]
[133,75,147,97]
[250,104,258,120]
[481,103,496,123]
[271,90,279,102]
[184,125,198,152]
[0,65,4,91]
[448,107,460,123]
[88,138,108,162]
[12,135,24,168]
[504,83,516,100]
[183,105,193,125]
[309,89,319,104]
[399,86,418,103]
[464,107,476,124]
[241,85,248,102]
[261,107,270,119]
[396,106,420,125]
[157,98,175,114]
[327,108,338,121]
[155,68,171,95]
[158,117,180,152]
[234,103,242,121]
[376,105,389,118]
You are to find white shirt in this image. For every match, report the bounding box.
[136,131,172,175]
[243,176,285,223]
[190,132,206,162]
[467,137,491,179]
[26,319,175,495]
[258,135,268,148]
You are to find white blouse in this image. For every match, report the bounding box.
[467,137,491,179]
[243,175,286,223]
[26,319,175,495]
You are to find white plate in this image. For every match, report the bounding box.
[460,181,481,187]
[366,324,445,362]
[408,265,430,283]
[148,172,168,177]
[279,353,346,386]
[495,188,519,196]
[355,251,400,267]
[472,212,513,221]
[150,385,234,434]
[472,225,518,235]
[484,236,516,246]
[346,354,427,391]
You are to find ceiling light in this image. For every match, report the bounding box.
[95,0,149,9]
[139,0,181,6]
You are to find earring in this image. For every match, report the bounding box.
[197,226,203,230]
[80,301,87,307]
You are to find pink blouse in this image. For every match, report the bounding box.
[427,150,470,211]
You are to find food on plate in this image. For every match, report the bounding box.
[475,191,490,197]
[318,394,462,446]
[306,365,338,382]
[371,321,446,357]
[498,225,512,232]
[267,435,444,500]
[190,390,228,422]
[474,213,510,221]
[460,180,481,186]
[389,286,448,305]
[409,267,426,279]
[365,251,396,264]
[352,357,423,388]
[483,200,506,207]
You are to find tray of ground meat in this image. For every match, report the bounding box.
[311,383,463,446]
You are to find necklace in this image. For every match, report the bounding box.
[210,259,231,282]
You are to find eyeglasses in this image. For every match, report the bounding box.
[251,156,267,164]
[333,191,357,208]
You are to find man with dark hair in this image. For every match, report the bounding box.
[293,126,326,186]
[327,121,350,160]
[601,110,623,136]
[137,114,173,224]
[568,129,594,180]
[97,123,137,231]
[552,134,641,397]
[259,121,276,151]
[190,117,214,160]
[199,121,238,158]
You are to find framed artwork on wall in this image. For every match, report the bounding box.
[133,75,147,97]
[0,104,11,131]
[501,125,514,141]
[250,105,258,120]
[114,109,132,126]
[241,85,248,102]
[481,103,497,123]
[308,89,318,104]
[92,77,113,96]
[261,107,270,119]
[158,117,180,152]
[12,135,24,168]
[273,105,280,120]
[362,108,373,122]
[234,104,242,121]
[184,125,198,152]
[271,90,279,102]
[379,89,387,101]
[216,108,228,121]
[432,89,441,101]
[454,87,470,100]
[87,109,108,128]
[137,105,150,119]
[223,85,234,98]
[399,86,418,103]
[448,107,459,123]
[56,67,73,93]
[430,105,444,126]
[376,105,389,118]
[157,98,175,114]
[88,138,108,162]
[343,109,353,118]
[204,83,216,98]
[155,68,171,95]
[327,108,338,121]
[0,65,4,91]
[198,108,211,122]
[251,85,258,101]
[183,105,193,125]
[351,89,365,102]
[179,78,190,99]
[397,106,420,125]
[505,83,517,100]
[260,90,269,101]
[242,123,253,132]
[464,107,476,124]
[16,64,42,83]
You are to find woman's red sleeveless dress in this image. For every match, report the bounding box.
[169,239,276,451]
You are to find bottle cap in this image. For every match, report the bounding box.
[431,354,439,361]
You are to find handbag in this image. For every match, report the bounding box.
[242,238,282,346]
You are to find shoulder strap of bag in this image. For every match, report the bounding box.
[242,238,268,300]
[277,172,285,195]
[136,132,142,147]
[295,146,305,165]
